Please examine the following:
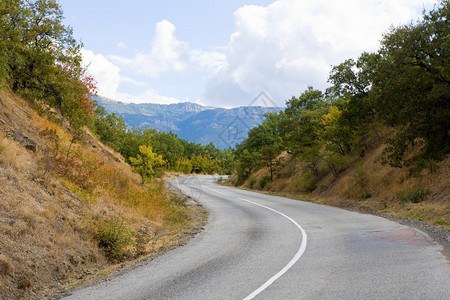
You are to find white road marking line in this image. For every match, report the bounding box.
[207,188,308,299]
[238,197,307,300]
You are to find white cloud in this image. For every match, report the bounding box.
[203,0,436,107]
[120,76,148,87]
[109,20,188,77]
[109,20,226,77]
[81,49,121,99]
[190,49,226,70]
[81,0,435,107]
[116,89,179,105]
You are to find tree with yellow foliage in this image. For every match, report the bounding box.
[129,145,165,182]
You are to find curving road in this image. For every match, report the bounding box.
[63,175,449,300]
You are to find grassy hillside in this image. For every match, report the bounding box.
[0,90,205,299]
[228,137,449,230]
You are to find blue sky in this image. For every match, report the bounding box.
[60,0,436,107]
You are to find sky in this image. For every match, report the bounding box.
[59,0,437,107]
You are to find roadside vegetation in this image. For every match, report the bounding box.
[0,0,448,298]
[0,1,208,298]
[230,1,449,228]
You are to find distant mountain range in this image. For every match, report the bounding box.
[93,96,283,149]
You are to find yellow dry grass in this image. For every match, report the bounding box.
[238,140,449,229]
[0,89,202,299]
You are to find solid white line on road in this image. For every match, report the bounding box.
[206,188,308,299]
[238,197,307,300]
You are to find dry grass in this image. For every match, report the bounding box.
[236,138,449,230]
[0,133,31,172]
[0,255,13,277]
[0,89,203,299]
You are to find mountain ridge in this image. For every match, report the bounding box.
[93,95,283,149]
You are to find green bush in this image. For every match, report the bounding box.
[362,190,372,199]
[400,188,430,203]
[96,216,133,258]
[259,175,271,189]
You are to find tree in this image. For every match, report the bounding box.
[327,53,380,156]
[90,111,127,152]
[236,112,282,181]
[215,149,235,175]
[279,87,328,155]
[129,145,165,182]
[151,132,184,169]
[371,0,450,167]
[236,149,259,183]
[0,0,94,129]
[321,105,348,156]
[175,158,193,174]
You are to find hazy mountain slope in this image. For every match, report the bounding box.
[94,96,282,149]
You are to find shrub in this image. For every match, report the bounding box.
[400,188,430,203]
[96,216,133,258]
[362,191,372,199]
[259,175,271,189]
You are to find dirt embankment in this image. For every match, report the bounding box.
[0,90,206,299]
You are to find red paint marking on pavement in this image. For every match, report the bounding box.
[372,228,434,247]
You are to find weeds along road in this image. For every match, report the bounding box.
[63,175,450,300]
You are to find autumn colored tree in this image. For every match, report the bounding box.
[129,145,165,182]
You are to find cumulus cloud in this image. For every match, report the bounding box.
[109,20,226,77]
[81,49,121,99]
[109,20,188,77]
[203,0,436,107]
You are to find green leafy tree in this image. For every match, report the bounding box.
[216,149,235,175]
[0,0,94,128]
[90,111,127,152]
[279,87,328,155]
[237,112,282,181]
[151,132,184,169]
[236,149,260,183]
[321,105,348,156]
[327,53,379,155]
[371,1,450,167]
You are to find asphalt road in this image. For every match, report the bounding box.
[63,175,450,300]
